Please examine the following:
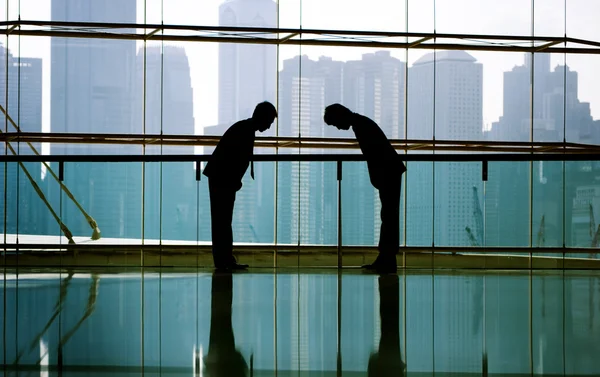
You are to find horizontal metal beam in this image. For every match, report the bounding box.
[2,153,600,163]
[0,20,599,54]
[3,132,600,156]
[9,30,600,54]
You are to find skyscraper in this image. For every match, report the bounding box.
[343,51,405,247]
[218,0,277,125]
[489,53,599,247]
[50,0,139,239]
[407,51,483,246]
[139,45,197,242]
[0,46,43,236]
[211,0,277,244]
[277,55,343,245]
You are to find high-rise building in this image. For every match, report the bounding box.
[407,51,483,246]
[277,52,405,247]
[487,53,599,247]
[343,51,405,247]
[138,45,197,242]
[50,0,140,239]
[0,46,44,236]
[277,55,343,245]
[218,0,277,125]
[210,0,278,245]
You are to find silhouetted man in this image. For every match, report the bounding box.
[368,274,405,377]
[203,101,277,270]
[204,271,248,377]
[324,104,406,273]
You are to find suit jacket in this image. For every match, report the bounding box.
[351,113,406,190]
[203,119,255,191]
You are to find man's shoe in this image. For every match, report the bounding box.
[215,262,249,271]
[361,255,397,274]
[227,262,249,270]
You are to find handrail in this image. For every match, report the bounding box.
[1,153,600,163]
[2,131,599,152]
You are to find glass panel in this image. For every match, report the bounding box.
[406,161,433,248]
[276,161,297,254]
[406,271,433,372]
[11,271,61,366]
[230,161,274,243]
[406,49,433,250]
[279,46,405,141]
[564,271,600,375]
[533,271,565,374]
[160,270,198,369]
[434,162,483,247]
[407,0,434,33]
[142,270,160,369]
[436,0,531,35]
[279,0,300,28]
[232,272,276,371]
[340,162,377,248]
[564,54,600,145]
[141,41,206,142]
[276,273,299,370]
[302,0,406,32]
[533,53,566,143]
[60,271,141,367]
[61,162,142,243]
[486,271,530,374]
[18,161,62,245]
[567,0,600,41]
[434,272,483,373]
[48,1,140,151]
[143,160,161,248]
[534,0,565,36]
[197,171,211,245]
[532,161,564,253]
[1,162,18,243]
[0,270,4,365]
[565,161,598,250]
[299,161,337,246]
[566,0,600,144]
[160,162,198,244]
[482,51,532,142]
[341,274,378,372]
[486,162,531,248]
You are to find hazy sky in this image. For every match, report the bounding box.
[5,0,600,136]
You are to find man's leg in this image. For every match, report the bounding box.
[209,179,245,269]
[378,178,401,255]
[363,175,401,272]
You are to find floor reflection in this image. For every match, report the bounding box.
[369,274,405,377]
[204,271,248,377]
[1,268,599,376]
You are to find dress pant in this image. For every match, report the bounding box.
[208,178,237,266]
[377,174,402,256]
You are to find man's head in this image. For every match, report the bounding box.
[324,103,353,130]
[252,101,278,132]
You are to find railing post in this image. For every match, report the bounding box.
[337,160,342,268]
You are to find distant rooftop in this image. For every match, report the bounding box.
[413,51,477,65]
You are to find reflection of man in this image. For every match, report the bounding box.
[203,102,277,270]
[368,274,405,377]
[324,104,406,273]
[204,271,248,377]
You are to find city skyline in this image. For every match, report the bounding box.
[0,45,589,143]
[7,0,600,139]
[2,0,600,249]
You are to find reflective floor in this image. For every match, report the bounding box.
[2,268,600,376]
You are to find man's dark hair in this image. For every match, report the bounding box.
[324,103,352,124]
[253,101,278,119]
